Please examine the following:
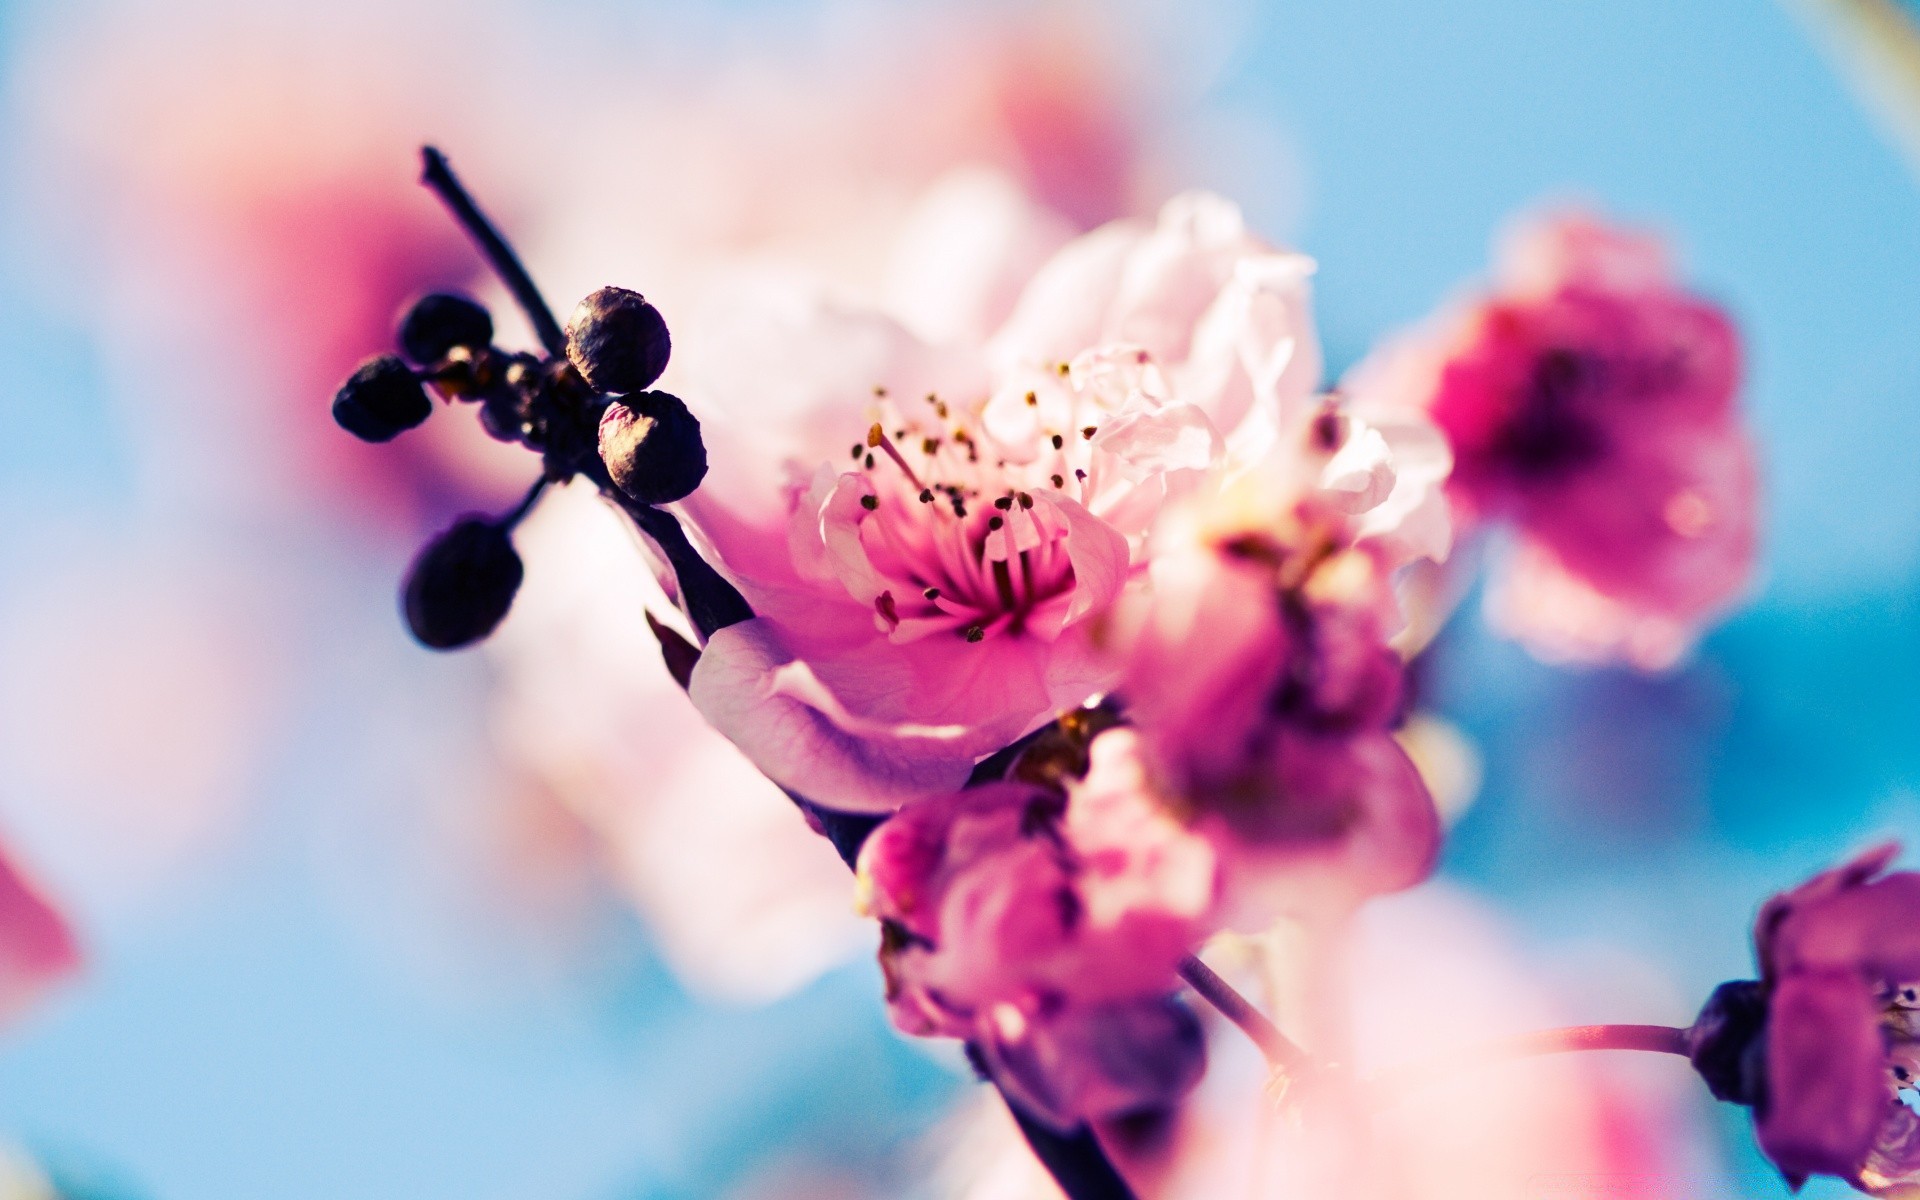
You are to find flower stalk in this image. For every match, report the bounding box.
[1366,1022,1690,1107]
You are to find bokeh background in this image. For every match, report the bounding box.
[0,0,1916,1196]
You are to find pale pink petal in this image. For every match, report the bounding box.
[688,619,979,812]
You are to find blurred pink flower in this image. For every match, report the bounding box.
[934,885,1709,1200]
[1109,402,1450,926]
[1734,844,1920,1195]
[0,838,78,1026]
[1347,210,1758,669]
[857,728,1214,1127]
[682,192,1326,812]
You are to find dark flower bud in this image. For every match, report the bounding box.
[402,517,524,650]
[333,355,431,442]
[566,286,671,394]
[477,387,527,444]
[1686,979,1769,1108]
[397,293,494,365]
[599,391,707,504]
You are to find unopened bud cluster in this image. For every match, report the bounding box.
[329,284,709,650]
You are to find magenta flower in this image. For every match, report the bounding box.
[680,193,1329,811]
[0,839,77,1025]
[856,727,1216,1127]
[1691,845,1920,1194]
[1347,211,1758,669]
[1108,403,1449,924]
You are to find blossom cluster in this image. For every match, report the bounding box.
[295,144,1895,1200]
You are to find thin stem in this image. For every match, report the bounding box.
[501,475,547,529]
[1366,1023,1691,1107]
[418,146,569,358]
[1179,954,1314,1073]
[1005,1104,1138,1200]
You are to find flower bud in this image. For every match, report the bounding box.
[402,517,524,650]
[333,355,431,442]
[566,286,671,394]
[1686,979,1769,1107]
[397,293,493,365]
[599,391,707,504]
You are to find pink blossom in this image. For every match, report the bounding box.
[1107,403,1450,925]
[1346,210,1758,669]
[857,728,1216,1127]
[0,838,78,1025]
[682,192,1328,812]
[1727,845,1920,1195]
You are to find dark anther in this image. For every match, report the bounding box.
[1025,391,1038,406]
[565,286,672,395]
[994,496,1014,510]
[923,587,940,600]
[860,495,879,511]
[919,488,935,503]
[1050,434,1064,450]
[1051,474,1065,488]
[865,453,875,469]
[333,354,432,442]
[1081,426,1096,440]
[964,625,985,643]
[987,516,1005,531]
[1017,493,1033,509]
[599,391,708,505]
[397,293,494,365]
[403,516,525,650]
[1685,979,1769,1108]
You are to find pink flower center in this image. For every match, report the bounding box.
[847,385,1101,644]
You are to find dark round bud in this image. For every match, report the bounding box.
[599,391,707,505]
[402,517,524,650]
[477,387,527,444]
[566,286,671,394]
[333,354,431,442]
[1686,979,1769,1108]
[397,293,494,365]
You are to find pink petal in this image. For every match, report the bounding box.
[0,842,78,1025]
[1757,970,1888,1186]
[687,619,980,812]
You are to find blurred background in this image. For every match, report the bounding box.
[0,0,1917,1196]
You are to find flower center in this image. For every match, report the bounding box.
[847,383,1100,644]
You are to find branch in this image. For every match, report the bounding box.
[1178,954,1313,1074]
[419,146,568,358]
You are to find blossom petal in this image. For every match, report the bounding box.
[688,618,978,812]
[1757,969,1888,1187]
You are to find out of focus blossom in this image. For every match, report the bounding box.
[857,729,1213,1127]
[465,4,1203,997]
[1109,401,1449,926]
[1692,844,1920,1195]
[933,885,1708,1200]
[0,838,78,1026]
[1347,211,1758,669]
[682,191,1325,812]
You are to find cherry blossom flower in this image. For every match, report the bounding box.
[0,837,78,1026]
[681,192,1327,812]
[1107,401,1450,926]
[857,728,1215,1128]
[1346,210,1758,669]
[1692,844,1920,1195]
